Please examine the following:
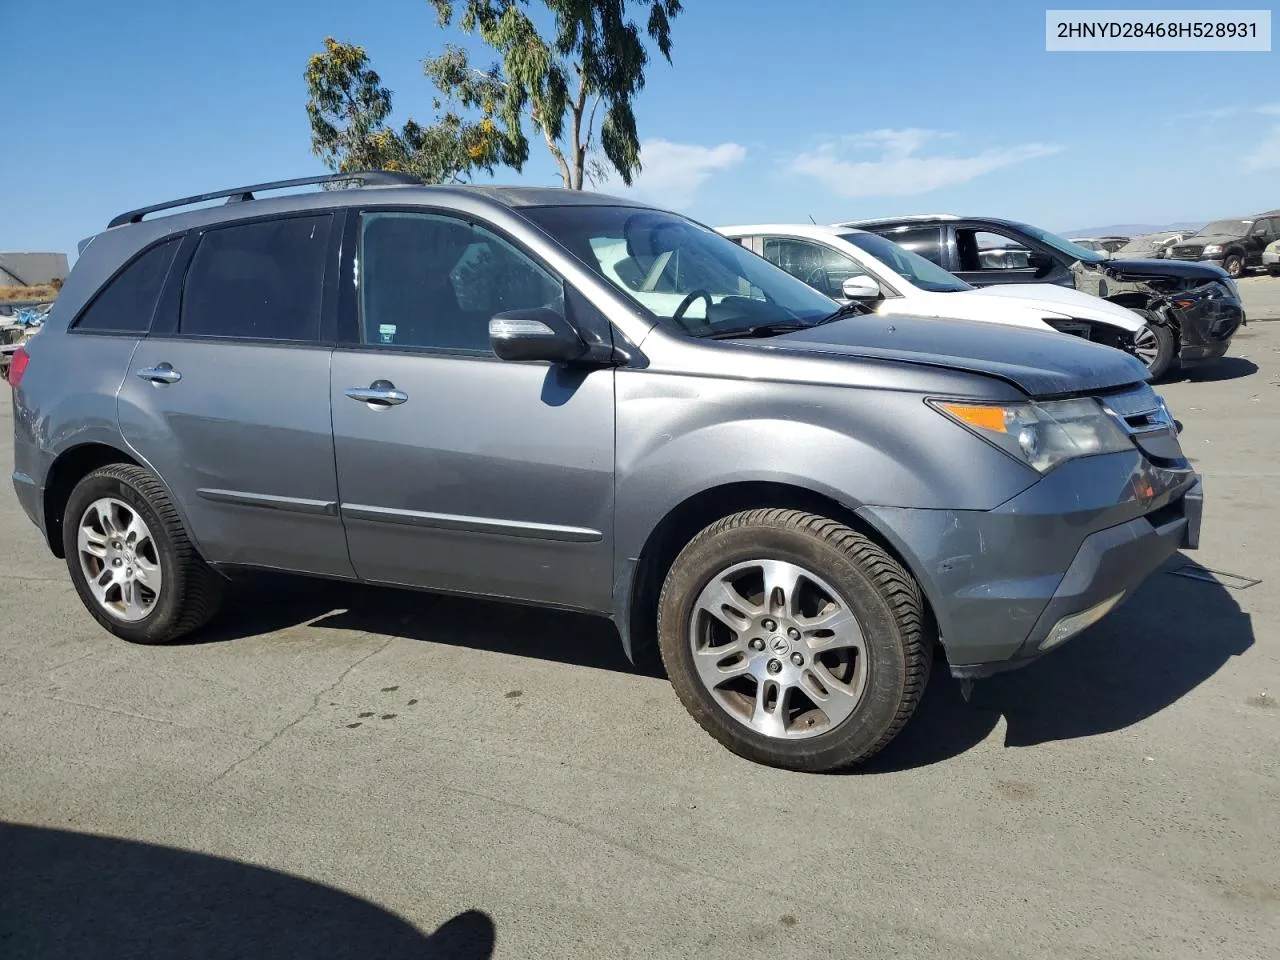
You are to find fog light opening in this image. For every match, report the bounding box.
[1039,591,1126,651]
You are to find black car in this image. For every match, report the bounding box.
[1166,212,1280,278]
[841,214,1244,380]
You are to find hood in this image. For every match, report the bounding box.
[741,313,1150,398]
[964,283,1146,332]
[1176,233,1243,246]
[1090,257,1230,282]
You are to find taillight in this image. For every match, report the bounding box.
[7,346,29,388]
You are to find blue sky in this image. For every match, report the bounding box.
[2,0,1277,257]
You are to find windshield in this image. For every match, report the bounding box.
[1198,219,1252,236]
[523,205,839,336]
[838,232,971,293]
[1006,221,1107,264]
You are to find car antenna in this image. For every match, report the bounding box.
[808,214,816,224]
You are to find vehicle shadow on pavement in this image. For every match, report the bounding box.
[863,555,1256,772]
[1175,356,1258,383]
[201,574,646,675]
[0,821,496,959]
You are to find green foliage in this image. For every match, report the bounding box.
[304,37,523,183]
[428,0,682,189]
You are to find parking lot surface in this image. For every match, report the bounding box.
[2,290,1278,959]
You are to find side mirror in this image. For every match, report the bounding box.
[489,306,588,364]
[841,275,881,300]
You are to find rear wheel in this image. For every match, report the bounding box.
[1222,252,1245,278]
[1132,319,1177,381]
[657,509,932,772]
[63,464,224,644]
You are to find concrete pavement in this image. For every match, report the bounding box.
[2,293,1278,959]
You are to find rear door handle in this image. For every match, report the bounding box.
[345,380,408,407]
[137,364,182,385]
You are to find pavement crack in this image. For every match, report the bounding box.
[206,634,397,786]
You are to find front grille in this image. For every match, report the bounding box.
[1170,246,1202,259]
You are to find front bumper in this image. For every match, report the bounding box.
[859,452,1201,679]
[1174,291,1243,363]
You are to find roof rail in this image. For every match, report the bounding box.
[106,170,422,229]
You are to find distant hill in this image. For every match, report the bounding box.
[1059,222,1205,238]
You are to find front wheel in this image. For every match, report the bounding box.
[657,509,932,772]
[1132,320,1178,381]
[1222,253,1245,278]
[63,464,225,644]
[1267,264,1280,277]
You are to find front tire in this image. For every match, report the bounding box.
[1267,264,1280,277]
[1222,253,1245,278]
[1132,319,1178,381]
[63,464,224,644]
[657,509,932,772]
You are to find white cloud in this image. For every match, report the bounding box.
[1168,102,1280,123]
[1243,126,1280,172]
[596,139,746,208]
[789,129,1060,199]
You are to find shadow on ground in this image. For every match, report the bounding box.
[862,554,1255,772]
[194,554,1253,772]
[0,822,495,959]
[1176,356,1258,383]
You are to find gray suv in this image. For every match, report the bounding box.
[9,172,1203,772]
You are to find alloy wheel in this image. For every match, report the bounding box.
[688,559,868,740]
[1132,325,1161,369]
[77,497,163,622]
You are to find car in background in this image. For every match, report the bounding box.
[1264,239,1280,276]
[1111,232,1193,261]
[717,224,1157,372]
[1166,213,1280,278]
[842,214,1245,379]
[1069,237,1130,257]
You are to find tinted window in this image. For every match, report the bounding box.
[74,238,180,333]
[180,215,330,340]
[877,226,943,265]
[762,237,867,299]
[358,212,563,353]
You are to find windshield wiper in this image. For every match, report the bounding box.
[812,300,871,325]
[704,321,811,340]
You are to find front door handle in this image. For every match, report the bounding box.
[137,364,182,385]
[345,380,408,407]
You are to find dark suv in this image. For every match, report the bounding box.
[843,215,1245,380]
[9,173,1202,772]
[1166,212,1280,278]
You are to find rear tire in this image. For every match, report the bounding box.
[62,464,224,644]
[657,509,932,772]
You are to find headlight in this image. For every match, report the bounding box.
[1202,244,1223,255]
[929,397,1132,474]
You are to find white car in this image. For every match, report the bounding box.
[716,224,1160,373]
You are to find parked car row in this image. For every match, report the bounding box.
[1165,210,1280,278]
[718,214,1244,381]
[8,173,1205,773]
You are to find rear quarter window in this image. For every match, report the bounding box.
[72,238,181,334]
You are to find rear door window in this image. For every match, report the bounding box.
[73,238,181,333]
[180,215,331,341]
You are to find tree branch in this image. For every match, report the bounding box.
[532,100,572,187]
[569,66,589,189]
